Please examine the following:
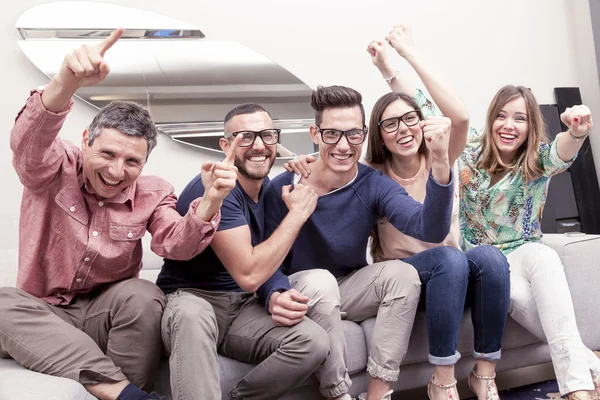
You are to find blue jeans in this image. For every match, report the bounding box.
[465,245,510,362]
[404,245,510,365]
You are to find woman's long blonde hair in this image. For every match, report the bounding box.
[476,85,549,182]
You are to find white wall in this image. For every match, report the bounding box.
[1,0,600,286]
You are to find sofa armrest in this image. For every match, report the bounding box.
[542,233,600,350]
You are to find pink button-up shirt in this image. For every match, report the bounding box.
[11,91,220,305]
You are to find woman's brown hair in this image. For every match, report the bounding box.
[365,92,427,165]
[476,85,549,182]
[366,92,427,262]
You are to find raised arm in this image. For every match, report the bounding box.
[379,115,453,242]
[368,25,469,163]
[210,182,317,293]
[148,136,241,260]
[42,28,124,112]
[11,29,125,190]
[556,105,593,162]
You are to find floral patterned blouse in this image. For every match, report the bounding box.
[414,89,574,255]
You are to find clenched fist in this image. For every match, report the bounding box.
[282,183,318,222]
[421,116,451,161]
[385,24,416,58]
[561,105,593,138]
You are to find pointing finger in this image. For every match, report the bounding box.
[201,161,214,173]
[224,133,244,164]
[96,28,125,56]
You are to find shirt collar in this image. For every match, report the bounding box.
[81,176,137,208]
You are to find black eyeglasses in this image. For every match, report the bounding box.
[378,110,421,133]
[317,126,367,145]
[224,129,281,147]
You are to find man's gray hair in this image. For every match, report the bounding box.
[87,101,158,158]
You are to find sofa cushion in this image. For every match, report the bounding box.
[0,358,96,400]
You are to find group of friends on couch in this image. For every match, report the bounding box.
[0,24,597,400]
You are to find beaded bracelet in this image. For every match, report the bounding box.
[383,70,399,83]
[568,129,589,141]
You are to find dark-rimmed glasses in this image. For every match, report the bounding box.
[224,129,281,147]
[378,110,421,133]
[317,126,367,145]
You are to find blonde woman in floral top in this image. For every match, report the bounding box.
[413,61,600,400]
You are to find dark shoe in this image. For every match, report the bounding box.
[116,383,165,400]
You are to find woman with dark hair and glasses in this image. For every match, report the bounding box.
[364,25,510,400]
[285,25,510,400]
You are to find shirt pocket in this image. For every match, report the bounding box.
[109,223,146,241]
[52,188,89,254]
[55,188,88,225]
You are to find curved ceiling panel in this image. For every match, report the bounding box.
[16,1,316,158]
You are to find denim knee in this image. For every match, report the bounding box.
[466,245,510,280]
[432,246,469,283]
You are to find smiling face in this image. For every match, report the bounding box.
[221,111,276,180]
[491,96,529,163]
[310,106,364,174]
[81,128,148,198]
[379,99,423,161]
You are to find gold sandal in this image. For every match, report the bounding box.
[591,373,600,400]
[566,392,592,400]
[468,367,499,400]
[427,375,459,400]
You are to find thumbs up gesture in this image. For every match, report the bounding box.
[195,134,241,221]
[201,134,242,204]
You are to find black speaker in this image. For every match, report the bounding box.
[551,88,600,233]
[540,104,581,233]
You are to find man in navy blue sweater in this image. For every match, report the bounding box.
[257,85,455,400]
[156,104,329,400]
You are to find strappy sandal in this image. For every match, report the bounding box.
[566,392,592,400]
[590,373,600,400]
[427,375,459,400]
[356,390,393,400]
[468,366,499,400]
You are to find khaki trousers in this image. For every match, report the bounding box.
[0,279,165,391]
[161,289,330,400]
[290,260,421,397]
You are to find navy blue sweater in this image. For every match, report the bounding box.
[256,163,454,306]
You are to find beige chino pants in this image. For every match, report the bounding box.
[0,278,165,391]
[289,260,422,397]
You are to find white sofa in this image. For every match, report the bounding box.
[1,233,599,399]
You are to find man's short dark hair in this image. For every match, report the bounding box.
[310,85,365,127]
[87,101,158,159]
[224,103,272,126]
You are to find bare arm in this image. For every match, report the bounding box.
[368,25,469,163]
[556,105,593,162]
[211,184,317,293]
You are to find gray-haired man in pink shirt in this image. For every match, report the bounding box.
[0,28,239,400]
